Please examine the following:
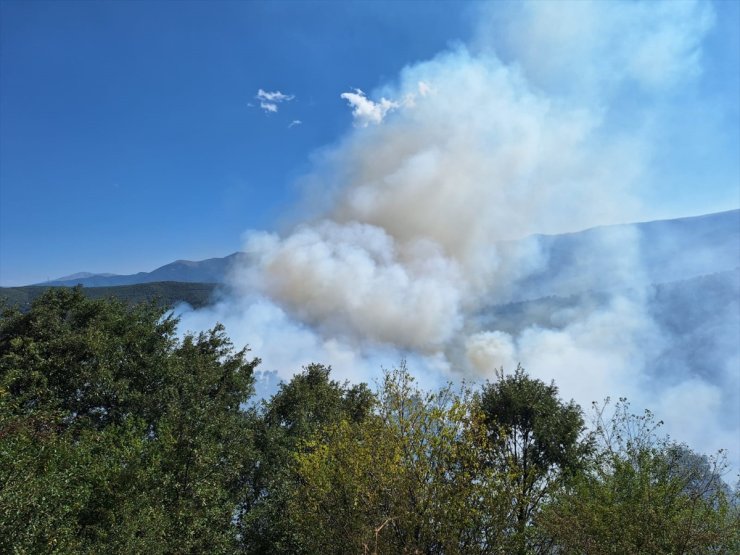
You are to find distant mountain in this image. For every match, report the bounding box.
[37,209,739,293]
[42,253,246,287]
[53,272,120,281]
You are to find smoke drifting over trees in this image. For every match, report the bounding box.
[2,289,737,552]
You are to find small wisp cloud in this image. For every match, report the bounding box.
[256,88,295,113]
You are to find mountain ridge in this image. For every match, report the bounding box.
[37,209,739,290]
[41,253,245,288]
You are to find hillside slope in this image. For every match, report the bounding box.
[1,282,219,312]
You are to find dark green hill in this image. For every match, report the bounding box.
[0,281,218,312]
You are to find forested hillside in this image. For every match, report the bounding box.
[1,289,737,554]
[0,282,218,312]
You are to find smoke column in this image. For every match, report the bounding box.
[178,1,739,469]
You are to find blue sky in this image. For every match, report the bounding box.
[1,0,738,286]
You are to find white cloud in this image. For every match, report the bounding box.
[255,88,295,113]
[257,89,294,102]
[340,88,399,126]
[341,82,433,123]
[288,119,302,128]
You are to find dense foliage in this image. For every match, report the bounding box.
[1,288,257,553]
[1,289,737,553]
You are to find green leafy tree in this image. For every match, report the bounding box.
[288,364,511,554]
[0,287,259,554]
[541,398,740,554]
[238,363,374,554]
[478,365,591,554]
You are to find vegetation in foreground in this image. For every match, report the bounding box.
[1,288,738,554]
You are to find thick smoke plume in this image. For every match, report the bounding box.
[178,1,738,468]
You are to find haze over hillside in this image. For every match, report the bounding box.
[506,209,740,302]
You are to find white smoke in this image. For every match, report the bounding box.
[239,222,463,351]
[476,0,715,95]
[178,1,739,468]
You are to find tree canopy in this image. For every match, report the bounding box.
[1,287,259,553]
[479,366,593,553]
[1,289,737,554]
